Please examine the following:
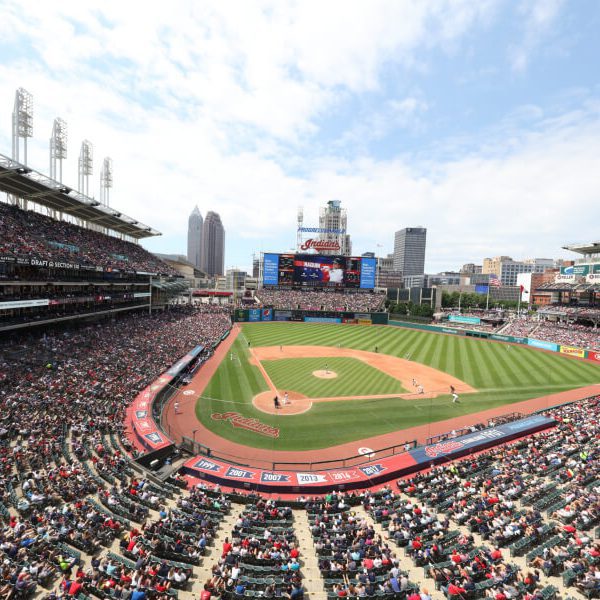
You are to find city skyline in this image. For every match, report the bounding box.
[0,2,599,274]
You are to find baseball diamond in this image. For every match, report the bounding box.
[162,321,600,453]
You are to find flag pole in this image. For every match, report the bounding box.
[486,283,490,311]
[517,288,521,316]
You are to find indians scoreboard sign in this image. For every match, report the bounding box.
[300,238,341,252]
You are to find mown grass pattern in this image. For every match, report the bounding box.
[262,357,407,398]
[194,323,600,451]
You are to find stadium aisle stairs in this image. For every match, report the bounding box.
[354,506,443,600]
[293,508,328,600]
[192,505,239,589]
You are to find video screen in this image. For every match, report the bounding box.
[293,254,347,287]
[262,253,377,289]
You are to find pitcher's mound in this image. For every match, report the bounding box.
[313,370,338,379]
[253,391,311,415]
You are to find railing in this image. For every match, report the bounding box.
[179,437,417,472]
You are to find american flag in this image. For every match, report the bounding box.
[489,274,502,287]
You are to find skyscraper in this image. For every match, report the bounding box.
[317,200,352,256]
[393,227,427,287]
[202,211,225,276]
[187,206,203,269]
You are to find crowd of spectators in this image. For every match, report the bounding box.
[0,201,177,275]
[532,321,599,351]
[254,289,385,312]
[498,318,537,338]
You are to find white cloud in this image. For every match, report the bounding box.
[509,0,566,72]
[0,0,597,275]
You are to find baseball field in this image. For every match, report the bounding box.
[195,322,600,450]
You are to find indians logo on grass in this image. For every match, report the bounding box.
[211,412,280,438]
[424,440,464,458]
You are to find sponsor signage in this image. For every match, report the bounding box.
[490,334,528,345]
[300,238,341,252]
[211,412,280,437]
[359,257,376,289]
[560,345,585,358]
[587,351,600,363]
[0,298,50,310]
[448,315,481,325]
[274,310,292,322]
[261,308,273,321]
[263,253,280,286]
[304,317,342,323]
[298,227,346,234]
[586,273,600,282]
[410,415,555,464]
[133,292,151,298]
[561,265,590,276]
[527,338,559,352]
[248,308,261,322]
[555,274,576,281]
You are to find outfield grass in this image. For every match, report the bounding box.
[194,322,600,451]
[262,357,407,398]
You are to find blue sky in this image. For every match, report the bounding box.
[0,0,599,273]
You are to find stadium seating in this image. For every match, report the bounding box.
[254,289,385,312]
[0,201,177,275]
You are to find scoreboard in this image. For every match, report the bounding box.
[263,253,376,289]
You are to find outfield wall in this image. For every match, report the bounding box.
[234,308,388,325]
[388,319,598,362]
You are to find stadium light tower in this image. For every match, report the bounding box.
[49,118,68,182]
[100,156,113,207]
[11,88,33,164]
[78,140,93,197]
[296,206,303,252]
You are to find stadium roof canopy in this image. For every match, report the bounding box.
[0,153,160,240]
[562,241,600,256]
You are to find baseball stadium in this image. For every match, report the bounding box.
[0,145,600,600]
[2,103,600,600]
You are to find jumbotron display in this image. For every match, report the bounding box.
[263,253,376,289]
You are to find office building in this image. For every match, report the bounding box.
[318,200,352,256]
[186,206,203,269]
[393,227,427,281]
[482,256,553,287]
[202,211,225,276]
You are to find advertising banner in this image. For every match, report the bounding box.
[560,265,589,276]
[560,345,585,358]
[248,308,261,322]
[304,317,342,323]
[448,315,481,325]
[490,334,528,345]
[274,310,291,322]
[587,351,600,363]
[410,415,555,463]
[261,308,273,321]
[527,338,559,352]
[262,253,280,285]
[475,284,489,294]
[0,298,50,310]
[359,257,376,289]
